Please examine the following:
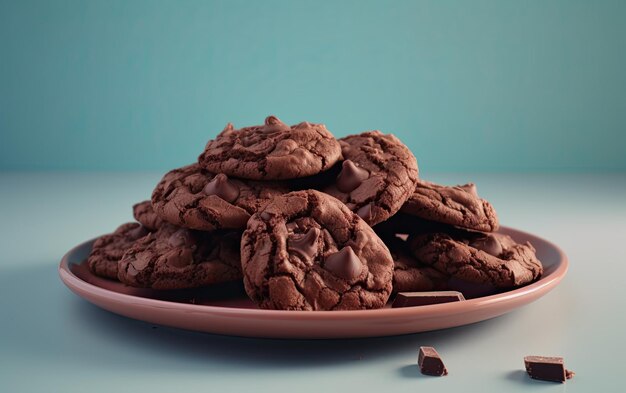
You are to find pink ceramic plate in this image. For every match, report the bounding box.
[59,226,567,339]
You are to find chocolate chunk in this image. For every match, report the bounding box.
[168,229,195,247]
[524,356,574,383]
[128,225,149,240]
[203,173,240,203]
[324,246,362,280]
[336,160,369,193]
[418,347,448,376]
[356,202,373,222]
[460,183,478,196]
[392,291,465,308]
[288,227,320,262]
[469,234,503,256]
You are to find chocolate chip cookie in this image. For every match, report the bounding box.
[198,116,342,180]
[241,190,394,310]
[133,200,165,231]
[87,223,149,279]
[151,163,289,231]
[323,131,419,226]
[410,230,543,287]
[383,234,450,293]
[118,224,242,290]
[401,180,499,232]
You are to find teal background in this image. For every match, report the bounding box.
[1,0,625,172]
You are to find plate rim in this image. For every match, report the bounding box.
[59,226,568,322]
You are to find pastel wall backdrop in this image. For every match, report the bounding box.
[1,0,625,172]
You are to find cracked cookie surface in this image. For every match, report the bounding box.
[241,190,394,311]
[401,180,499,232]
[118,224,242,290]
[198,115,342,180]
[323,131,419,226]
[380,233,449,293]
[87,222,150,279]
[151,163,289,231]
[133,200,165,231]
[409,229,543,288]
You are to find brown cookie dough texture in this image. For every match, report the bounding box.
[198,116,342,180]
[401,180,499,232]
[410,230,543,288]
[241,190,394,311]
[87,223,149,279]
[324,131,419,226]
[133,200,165,231]
[151,163,289,231]
[118,224,242,290]
[383,234,449,293]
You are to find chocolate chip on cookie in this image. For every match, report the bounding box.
[409,230,543,287]
[132,200,165,231]
[401,180,499,232]
[323,131,419,226]
[118,224,242,290]
[241,190,394,310]
[87,223,150,279]
[198,116,342,180]
[151,163,289,231]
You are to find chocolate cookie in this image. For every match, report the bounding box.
[323,131,419,226]
[410,230,543,288]
[132,200,165,231]
[198,116,342,180]
[151,163,289,231]
[118,224,242,290]
[383,234,449,293]
[241,190,394,310]
[401,180,499,232]
[87,223,149,279]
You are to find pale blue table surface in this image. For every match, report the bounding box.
[1,172,625,392]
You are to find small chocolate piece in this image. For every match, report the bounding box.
[288,227,320,262]
[336,160,370,193]
[392,291,465,308]
[356,203,373,222]
[203,173,240,203]
[324,246,362,280]
[469,234,502,256]
[524,356,574,383]
[418,347,448,376]
[168,228,195,247]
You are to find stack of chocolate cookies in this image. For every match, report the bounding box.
[87,116,543,311]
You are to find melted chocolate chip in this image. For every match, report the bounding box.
[324,246,362,280]
[260,211,272,221]
[459,183,478,196]
[203,174,240,203]
[356,203,373,222]
[470,234,502,256]
[168,229,195,247]
[262,115,290,132]
[128,225,149,240]
[336,160,370,193]
[288,227,320,262]
[294,121,311,129]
